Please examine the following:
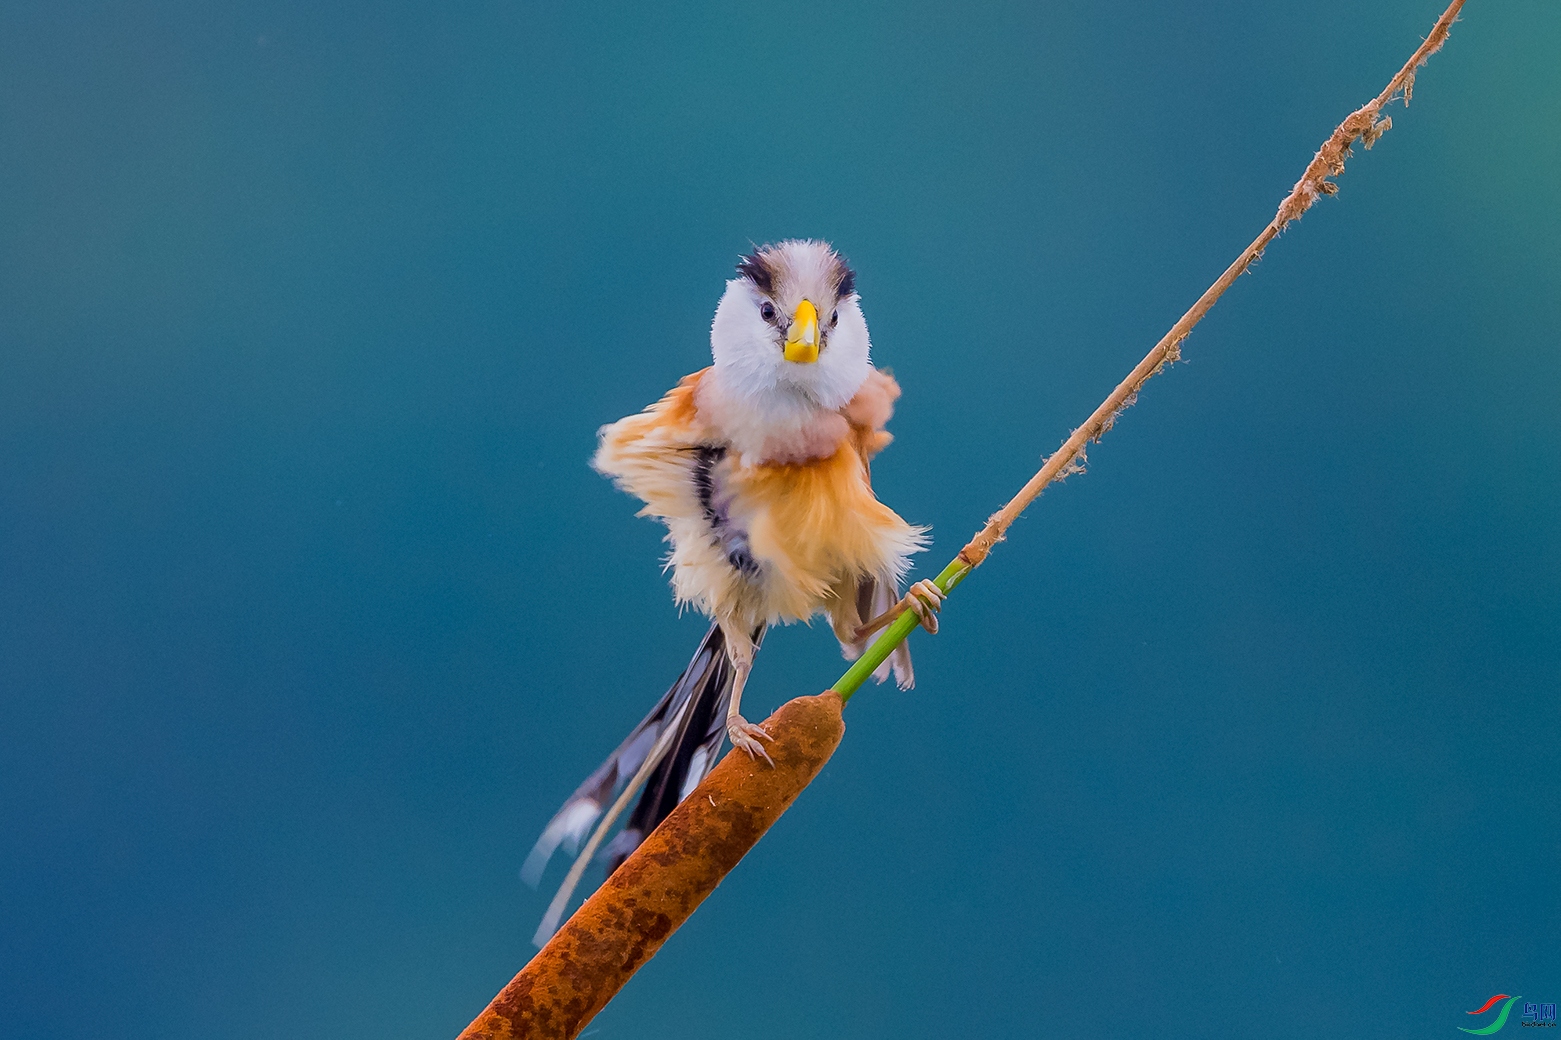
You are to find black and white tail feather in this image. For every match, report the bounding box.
[523,622,765,945]
[523,575,910,945]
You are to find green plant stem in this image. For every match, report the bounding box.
[832,558,971,701]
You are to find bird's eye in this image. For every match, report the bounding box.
[830,309,839,327]
[759,301,776,323]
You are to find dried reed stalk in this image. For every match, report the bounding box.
[833,0,1466,698]
[456,3,1467,1035]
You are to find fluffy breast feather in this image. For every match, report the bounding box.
[593,368,925,628]
[727,444,925,622]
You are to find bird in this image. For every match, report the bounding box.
[522,239,943,941]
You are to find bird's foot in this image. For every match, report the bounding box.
[851,579,947,642]
[727,715,774,767]
[902,579,945,634]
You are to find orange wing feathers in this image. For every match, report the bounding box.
[592,371,707,523]
[843,367,901,462]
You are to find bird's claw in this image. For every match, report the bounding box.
[903,579,944,634]
[727,716,774,766]
[849,579,947,642]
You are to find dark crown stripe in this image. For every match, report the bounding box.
[735,251,775,294]
[836,263,856,299]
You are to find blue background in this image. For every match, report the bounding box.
[2,1,1557,1037]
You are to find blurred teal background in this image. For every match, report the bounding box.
[2,1,1557,1037]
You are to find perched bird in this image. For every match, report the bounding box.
[523,240,943,939]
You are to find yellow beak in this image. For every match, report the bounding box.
[783,299,820,363]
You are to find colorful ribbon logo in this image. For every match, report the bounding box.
[1460,994,1522,1035]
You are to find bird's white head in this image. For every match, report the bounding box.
[709,239,870,412]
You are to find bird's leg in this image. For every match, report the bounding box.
[720,622,773,767]
[853,579,946,641]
